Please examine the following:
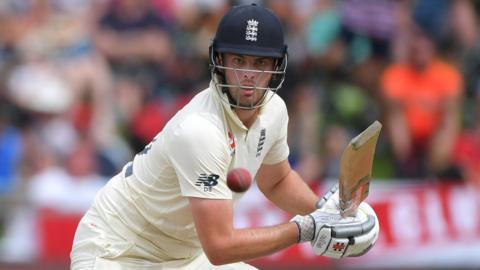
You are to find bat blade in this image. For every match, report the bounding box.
[339,120,382,217]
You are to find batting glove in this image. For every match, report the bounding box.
[291,185,379,258]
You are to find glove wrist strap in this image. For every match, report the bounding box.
[290,215,315,243]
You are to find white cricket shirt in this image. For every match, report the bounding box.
[87,81,290,262]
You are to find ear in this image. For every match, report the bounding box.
[215,53,225,75]
[215,53,223,64]
[273,59,280,71]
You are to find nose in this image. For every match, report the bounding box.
[242,69,256,80]
[240,63,258,81]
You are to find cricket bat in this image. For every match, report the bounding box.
[339,120,382,217]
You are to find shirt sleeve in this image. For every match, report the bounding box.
[167,115,232,199]
[263,98,290,165]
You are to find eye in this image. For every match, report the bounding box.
[256,59,265,66]
[232,57,244,65]
[255,58,272,69]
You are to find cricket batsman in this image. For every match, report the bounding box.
[70,3,379,269]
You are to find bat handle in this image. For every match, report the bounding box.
[340,200,359,218]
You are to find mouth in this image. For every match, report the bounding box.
[240,87,254,94]
[239,84,256,96]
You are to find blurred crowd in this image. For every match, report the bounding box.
[0,0,479,263]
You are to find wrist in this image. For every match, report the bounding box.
[290,219,302,243]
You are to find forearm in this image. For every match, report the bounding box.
[190,196,299,265]
[209,222,298,265]
[264,169,318,215]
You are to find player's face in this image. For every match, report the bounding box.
[222,53,276,108]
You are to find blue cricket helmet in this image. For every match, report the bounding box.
[209,3,288,109]
[213,3,287,58]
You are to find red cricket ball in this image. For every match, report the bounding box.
[226,168,252,193]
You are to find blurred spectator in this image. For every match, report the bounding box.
[447,0,479,127]
[94,0,178,152]
[0,136,105,263]
[7,62,74,116]
[453,122,480,189]
[287,83,322,183]
[320,124,349,180]
[338,0,408,94]
[29,137,106,212]
[298,0,396,180]
[448,0,478,55]
[0,101,23,258]
[444,0,480,188]
[3,0,129,172]
[95,0,174,97]
[452,78,480,189]
[171,0,228,89]
[381,13,464,179]
[304,0,342,68]
[0,103,22,195]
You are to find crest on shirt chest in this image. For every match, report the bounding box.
[228,131,236,157]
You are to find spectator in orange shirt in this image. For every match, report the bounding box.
[381,15,463,179]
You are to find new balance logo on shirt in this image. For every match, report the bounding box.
[195,173,219,192]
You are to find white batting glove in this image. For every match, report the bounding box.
[316,183,339,210]
[291,184,379,258]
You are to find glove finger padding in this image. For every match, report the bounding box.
[311,202,379,259]
[316,184,339,209]
[343,202,379,257]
